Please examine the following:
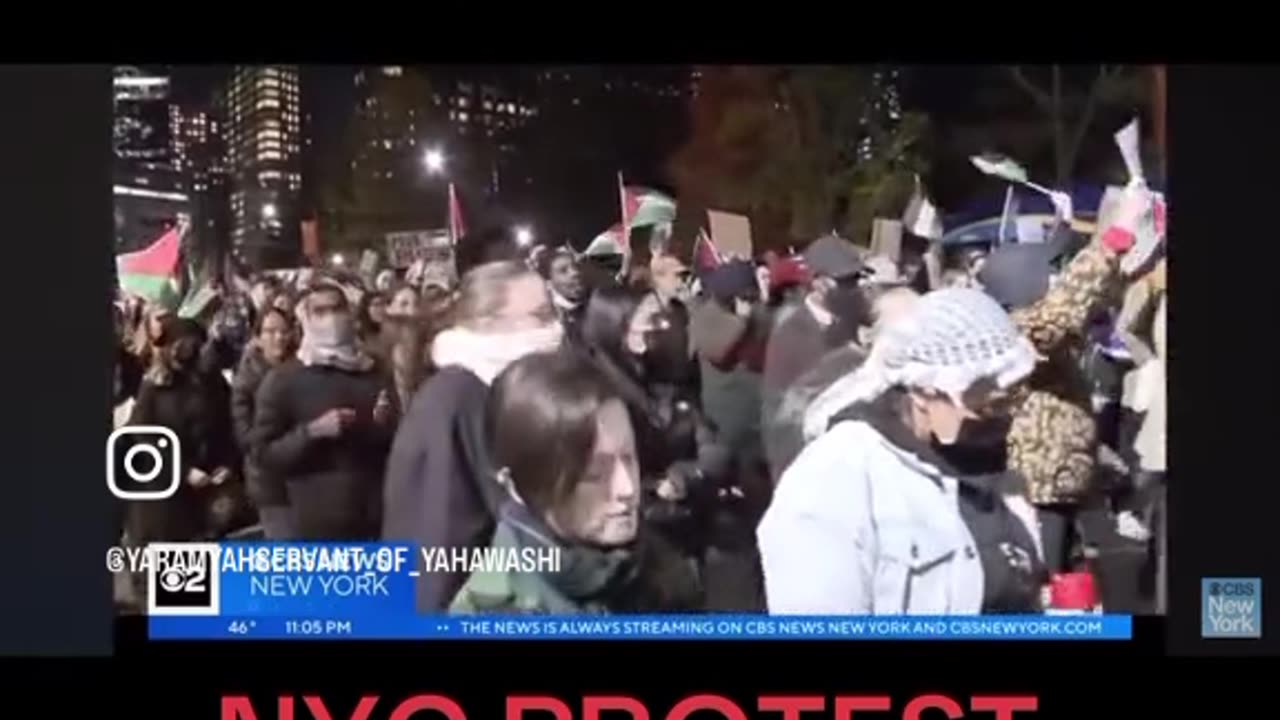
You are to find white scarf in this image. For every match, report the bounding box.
[431,323,565,385]
[550,288,579,313]
[296,309,374,372]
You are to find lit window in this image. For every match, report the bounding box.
[484,100,493,110]
[458,112,468,122]
[258,150,282,161]
[449,111,457,121]
[458,97,469,108]
[382,66,403,77]
[257,98,280,110]
[383,140,393,150]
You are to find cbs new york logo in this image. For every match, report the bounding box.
[106,426,181,501]
[1201,578,1262,639]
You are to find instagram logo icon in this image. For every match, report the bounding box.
[107,426,182,500]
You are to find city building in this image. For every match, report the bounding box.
[224,65,303,268]
[429,68,539,197]
[169,102,230,257]
[113,66,190,253]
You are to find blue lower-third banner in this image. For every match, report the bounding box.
[149,614,1132,640]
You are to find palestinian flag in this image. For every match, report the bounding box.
[970,153,1029,185]
[583,224,627,258]
[117,226,181,308]
[623,186,676,229]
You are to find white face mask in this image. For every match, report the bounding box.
[305,312,355,349]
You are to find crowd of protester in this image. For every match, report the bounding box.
[111,183,1166,616]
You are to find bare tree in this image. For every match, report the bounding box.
[1007,65,1143,186]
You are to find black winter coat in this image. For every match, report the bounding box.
[231,346,294,507]
[125,369,237,543]
[252,362,396,539]
[382,366,506,611]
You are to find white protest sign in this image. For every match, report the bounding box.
[1115,119,1144,184]
[870,218,904,263]
[359,249,379,277]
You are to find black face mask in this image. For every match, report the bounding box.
[932,415,1011,476]
[953,414,1011,449]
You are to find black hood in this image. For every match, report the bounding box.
[828,389,1018,496]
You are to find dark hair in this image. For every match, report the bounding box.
[357,290,387,335]
[535,246,575,279]
[487,350,625,518]
[253,305,294,336]
[456,226,522,279]
[306,282,349,309]
[581,285,647,367]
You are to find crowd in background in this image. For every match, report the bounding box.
[111,184,1167,616]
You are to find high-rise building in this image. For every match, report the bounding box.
[225,65,302,268]
[427,68,539,198]
[170,103,230,256]
[113,66,190,253]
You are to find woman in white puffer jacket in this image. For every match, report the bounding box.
[758,288,1045,615]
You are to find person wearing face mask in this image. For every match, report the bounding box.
[577,287,735,582]
[125,317,237,548]
[761,235,870,444]
[252,284,399,540]
[450,351,702,614]
[759,288,1046,614]
[383,261,565,611]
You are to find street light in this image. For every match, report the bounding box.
[330,253,345,267]
[423,148,445,175]
[514,226,534,247]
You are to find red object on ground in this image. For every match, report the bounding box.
[1050,572,1098,610]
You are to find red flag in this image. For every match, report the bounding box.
[300,219,321,262]
[617,172,635,255]
[448,183,467,244]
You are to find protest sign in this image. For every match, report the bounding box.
[359,249,379,277]
[870,218,904,262]
[707,209,753,260]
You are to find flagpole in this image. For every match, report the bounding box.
[617,171,630,280]
[997,186,1015,246]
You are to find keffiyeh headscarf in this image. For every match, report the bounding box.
[803,288,1037,441]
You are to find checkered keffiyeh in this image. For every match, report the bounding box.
[804,288,1038,440]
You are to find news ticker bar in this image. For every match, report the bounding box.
[149,615,1132,641]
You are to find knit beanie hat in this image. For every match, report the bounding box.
[803,287,1037,440]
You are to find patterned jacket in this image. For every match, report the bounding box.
[1007,240,1120,506]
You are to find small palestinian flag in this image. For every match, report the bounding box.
[117,225,182,308]
[583,224,627,257]
[971,153,1029,185]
